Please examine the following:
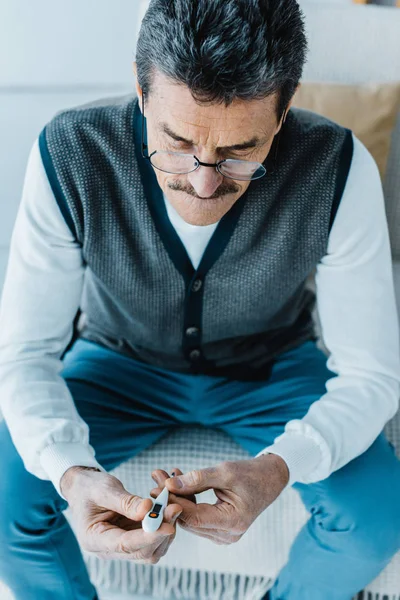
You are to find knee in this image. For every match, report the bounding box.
[313,478,400,564]
[353,489,400,562]
[306,434,400,564]
[348,449,400,562]
[322,512,400,565]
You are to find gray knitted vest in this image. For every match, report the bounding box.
[39,94,353,380]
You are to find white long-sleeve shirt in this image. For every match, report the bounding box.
[0,133,399,501]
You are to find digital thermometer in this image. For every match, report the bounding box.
[142,479,171,533]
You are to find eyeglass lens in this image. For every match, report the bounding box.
[149,151,266,181]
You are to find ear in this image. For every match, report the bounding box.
[274,111,286,136]
[132,62,143,109]
[275,82,301,134]
[284,82,301,121]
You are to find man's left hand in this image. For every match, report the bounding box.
[150,454,289,545]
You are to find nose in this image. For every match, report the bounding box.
[187,160,224,199]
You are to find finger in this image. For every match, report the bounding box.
[151,467,193,501]
[151,468,185,489]
[151,534,171,563]
[118,526,174,563]
[149,504,181,563]
[152,506,182,561]
[176,521,233,545]
[86,517,174,556]
[164,465,223,495]
[93,523,222,556]
[165,491,233,530]
[150,486,197,505]
[169,468,197,503]
[151,467,183,482]
[163,502,183,521]
[91,480,153,522]
[151,469,198,503]
[170,467,183,477]
[151,469,170,488]
[106,514,142,532]
[153,490,200,515]
[152,469,198,500]
[177,519,242,544]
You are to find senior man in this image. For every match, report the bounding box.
[1,0,400,599]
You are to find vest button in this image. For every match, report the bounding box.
[189,349,201,361]
[191,279,203,292]
[186,327,200,337]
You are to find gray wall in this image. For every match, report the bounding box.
[0,0,140,287]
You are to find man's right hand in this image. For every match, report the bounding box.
[60,466,182,564]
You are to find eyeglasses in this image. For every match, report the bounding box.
[140,93,283,181]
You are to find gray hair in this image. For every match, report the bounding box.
[135,0,308,120]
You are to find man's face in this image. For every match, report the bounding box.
[134,65,286,226]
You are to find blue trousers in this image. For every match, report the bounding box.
[1,338,400,600]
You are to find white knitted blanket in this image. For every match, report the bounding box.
[63,417,400,600]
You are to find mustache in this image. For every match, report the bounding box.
[168,181,239,199]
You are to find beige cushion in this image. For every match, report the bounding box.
[293,82,400,180]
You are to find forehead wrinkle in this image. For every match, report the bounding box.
[159,116,271,149]
[161,125,267,149]
[176,120,212,130]
[167,106,272,126]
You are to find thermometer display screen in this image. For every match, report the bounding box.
[152,503,162,514]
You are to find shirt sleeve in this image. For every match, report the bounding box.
[255,133,400,486]
[0,139,106,501]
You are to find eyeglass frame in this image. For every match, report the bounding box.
[140,92,286,180]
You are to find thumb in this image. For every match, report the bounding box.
[165,466,220,495]
[92,479,153,521]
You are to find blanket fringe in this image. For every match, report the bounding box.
[356,593,400,600]
[83,554,272,599]
[361,594,400,600]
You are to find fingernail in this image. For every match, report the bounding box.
[171,477,183,488]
